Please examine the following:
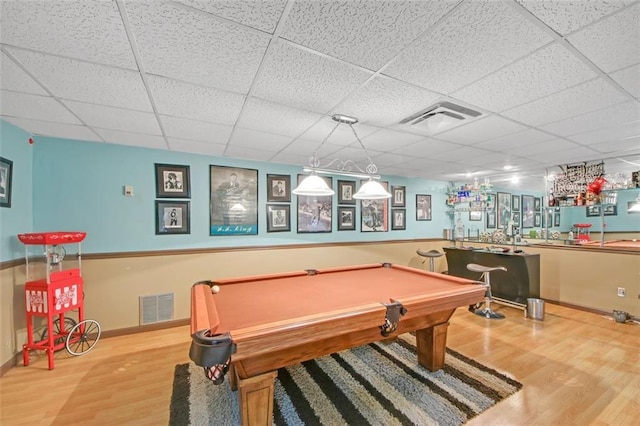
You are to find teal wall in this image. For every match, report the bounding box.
[0,121,33,261]
[560,189,640,233]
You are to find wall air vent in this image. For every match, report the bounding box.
[399,101,482,133]
[139,293,174,325]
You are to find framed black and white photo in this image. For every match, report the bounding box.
[0,157,13,208]
[497,192,511,229]
[267,174,291,202]
[297,174,332,233]
[361,181,389,232]
[391,186,406,207]
[512,212,521,228]
[155,163,190,198]
[511,194,520,212]
[469,201,482,221]
[486,212,496,229]
[391,208,406,230]
[416,194,431,221]
[210,165,258,236]
[337,180,356,205]
[586,205,601,217]
[155,200,190,234]
[553,211,561,227]
[521,195,535,228]
[603,205,618,216]
[534,212,541,227]
[337,206,356,231]
[534,197,541,211]
[266,204,290,232]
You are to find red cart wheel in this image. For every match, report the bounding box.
[65,319,101,356]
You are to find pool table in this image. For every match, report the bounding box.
[580,239,640,249]
[189,263,484,426]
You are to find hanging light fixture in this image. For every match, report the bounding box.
[292,114,391,199]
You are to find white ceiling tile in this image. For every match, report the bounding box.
[333,76,441,127]
[268,151,309,167]
[173,0,287,33]
[435,115,527,145]
[229,127,295,151]
[452,43,598,112]
[0,52,47,95]
[525,145,601,163]
[223,145,274,162]
[159,115,233,144]
[62,100,161,134]
[281,0,457,71]
[477,136,577,157]
[610,64,640,99]
[515,0,633,35]
[568,121,640,145]
[384,1,554,94]
[394,138,463,158]
[539,100,640,136]
[502,78,630,126]
[588,136,640,154]
[0,91,81,124]
[94,129,167,150]
[298,117,379,146]
[359,128,424,152]
[147,76,245,124]
[252,41,372,114]
[279,139,343,159]
[475,128,557,151]
[2,116,103,142]
[124,1,270,92]
[6,48,152,111]
[369,152,414,167]
[167,137,227,157]
[567,2,640,72]
[238,98,322,137]
[0,1,136,68]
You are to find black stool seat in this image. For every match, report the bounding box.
[466,263,507,320]
[467,263,506,274]
[416,249,443,272]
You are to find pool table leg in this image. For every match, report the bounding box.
[237,370,278,426]
[415,322,449,371]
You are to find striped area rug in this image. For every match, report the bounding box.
[170,333,522,426]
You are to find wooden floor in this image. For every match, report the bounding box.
[1,303,638,425]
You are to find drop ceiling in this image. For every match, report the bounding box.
[1,0,639,192]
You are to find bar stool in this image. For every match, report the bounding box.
[416,249,443,272]
[466,263,507,319]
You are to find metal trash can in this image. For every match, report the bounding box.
[527,298,545,320]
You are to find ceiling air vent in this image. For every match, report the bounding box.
[399,101,482,132]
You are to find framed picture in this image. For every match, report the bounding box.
[534,197,541,211]
[155,163,190,198]
[391,208,406,230]
[512,212,521,228]
[0,157,13,208]
[511,194,520,212]
[155,200,190,234]
[337,180,356,205]
[486,212,496,228]
[553,211,561,227]
[628,201,640,214]
[586,205,601,217]
[297,174,332,233]
[497,192,511,229]
[337,206,356,231]
[416,194,431,221]
[469,201,482,221]
[521,195,535,228]
[266,174,290,202]
[534,212,541,227]
[486,194,496,211]
[266,204,290,232]
[361,180,389,232]
[603,205,618,216]
[210,165,258,235]
[391,186,406,207]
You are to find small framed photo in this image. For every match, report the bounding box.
[486,212,496,228]
[586,205,601,217]
[391,186,406,207]
[534,197,541,211]
[469,201,482,221]
[0,157,13,208]
[156,200,190,234]
[512,212,521,227]
[553,212,561,227]
[267,174,290,202]
[511,194,520,212]
[603,205,617,216]
[337,180,356,204]
[416,194,431,221]
[391,208,406,230]
[155,163,190,198]
[337,206,356,231]
[534,212,541,227]
[266,204,290,232]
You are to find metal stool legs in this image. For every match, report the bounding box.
[467,263,507,320]
[416,249,444,272]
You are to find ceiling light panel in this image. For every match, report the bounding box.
[236,98,322,137]
[146,76,245,124]
[451,43,598,112]
[567,2,640,73]
[251,41,372,114]
[0,52,48,95]
[62,100,161,135]
[3,117,102,142]
[6,48,153,111]
[173,0,287,33]
[0,1,137,68]
[0,91,81,124]
[384,1,553,94]
[124,1,270,92]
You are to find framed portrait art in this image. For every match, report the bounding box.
[297,174,332,233]
[337,206,356,231]
[586,205,601,217]
[267,174,291,202]
[0,157,13,208]
[469,201,482,221]
[391,208,406,230]
[361,180,389,232]
[266,204,290,232]
[416,194,431,221]
[337,180,356,205]
[155,163,190,198]
[391,186,406,207]
[155,200,190,235]
[497,192,511,229]
[521,195,535,228]
[210,165,258,236]
[486,212,496,229]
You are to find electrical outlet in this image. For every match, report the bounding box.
[617,287,626,297]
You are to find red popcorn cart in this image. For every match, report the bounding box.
[18,232,100,370]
